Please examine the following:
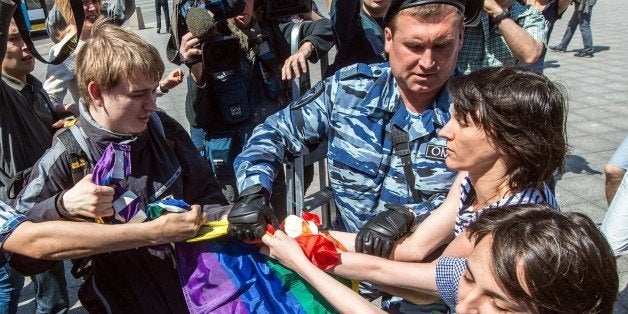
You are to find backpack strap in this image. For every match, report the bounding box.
[391,125,423,203]
[147,112,180,201]
[5,167,33,200]
[150,112,176,151]
[149,112,166,139]
[56,127,96,279]
[56,127,93,185]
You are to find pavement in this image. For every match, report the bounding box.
[17,0,628,312]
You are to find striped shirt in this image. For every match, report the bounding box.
[454,175,558,236]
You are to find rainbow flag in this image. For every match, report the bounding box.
[175,239,339,314]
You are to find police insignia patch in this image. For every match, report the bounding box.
[425,144,447,161]
[292,81,324,109]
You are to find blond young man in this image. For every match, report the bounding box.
[17,21,227,312]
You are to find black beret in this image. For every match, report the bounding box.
[384,0,482,27]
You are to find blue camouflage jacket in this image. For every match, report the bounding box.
[235,62,457,232]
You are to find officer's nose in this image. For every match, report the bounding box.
[419,48,436,70]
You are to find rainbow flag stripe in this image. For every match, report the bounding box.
[175,239,337,314]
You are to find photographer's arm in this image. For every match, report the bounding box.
[484,0,546,65]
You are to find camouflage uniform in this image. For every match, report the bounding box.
[235,62,457,232]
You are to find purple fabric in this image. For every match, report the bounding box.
[91,143,145,224]
[92,143,131,186]
[112,186,144,223]
[176,241,250,314]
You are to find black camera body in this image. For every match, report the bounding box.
[260,0,312,20]
[181,0,313,72]
[201,35,242,73]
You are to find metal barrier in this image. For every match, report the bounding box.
[284,22,335,228]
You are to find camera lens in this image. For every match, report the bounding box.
[202,37,241,72]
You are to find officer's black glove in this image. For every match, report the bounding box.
[227,184,276,241]
[355,204,415,258]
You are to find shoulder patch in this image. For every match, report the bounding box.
[292,81,325,110]
[338,63,378,81]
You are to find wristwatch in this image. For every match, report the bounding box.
[491,8,510,25]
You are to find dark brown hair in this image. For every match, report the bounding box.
[448,67,567,191]
[467,204,618,313]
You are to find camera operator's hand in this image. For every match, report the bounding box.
[180,32,203,83]
[355,204,415,258]
[227,184,277,241]
[281,41,314,81]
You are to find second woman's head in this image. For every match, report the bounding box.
[457,204,617,313]
[439,67,567,191]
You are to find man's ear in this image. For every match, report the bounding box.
[384,27,393,54]
[87,81,104,107]
[457,24,465,52]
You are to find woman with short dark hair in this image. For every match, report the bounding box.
[340,66,568,263]
[452,203,617,313]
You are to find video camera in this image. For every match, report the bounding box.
[180,0,312,72]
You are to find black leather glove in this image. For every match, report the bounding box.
[227,184,276,241]
[355,204,415,258]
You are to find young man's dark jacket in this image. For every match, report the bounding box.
[16,105,228,312]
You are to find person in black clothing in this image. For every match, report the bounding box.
[327,0,392,76]
[17,20,228,312]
